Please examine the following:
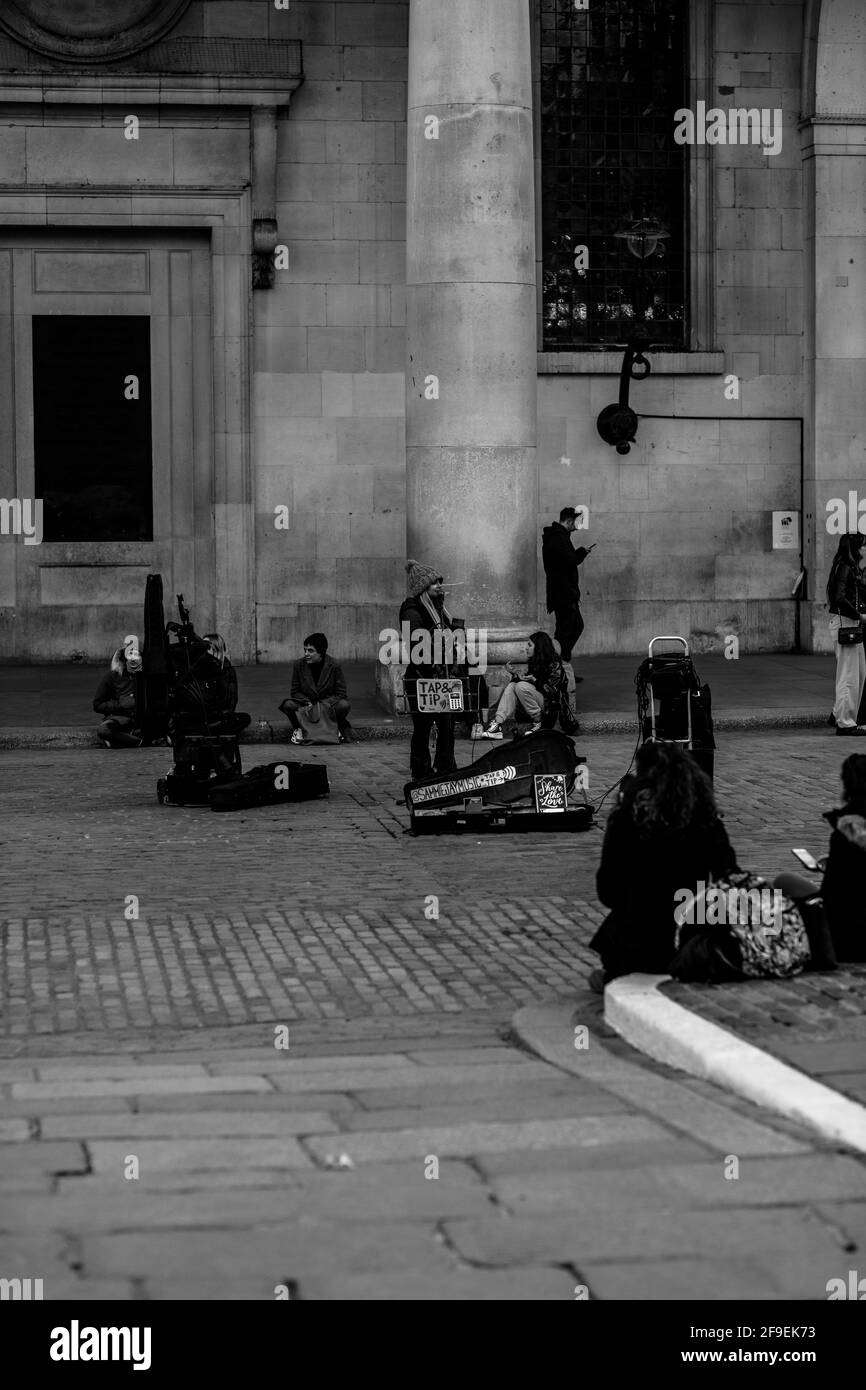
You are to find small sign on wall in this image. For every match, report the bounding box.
[772,510,799,550]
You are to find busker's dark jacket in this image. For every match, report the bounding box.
[828,561,866,621]
[290,655,348,705]
[398,594,457,680]
[93,669,136,718]
[590,806,739,978]
[820,806,866,961]
[542,523,588,614]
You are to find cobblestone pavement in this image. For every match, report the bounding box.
[0,729,859,1040]
[2,729,866,1301]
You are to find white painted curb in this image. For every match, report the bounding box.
[605,973,866,1155]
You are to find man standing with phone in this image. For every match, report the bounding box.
[542,507,594,671]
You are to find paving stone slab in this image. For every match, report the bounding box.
[141,1278,285,1300]
[57,1171,299,1197]
[299,1267,578,1300]
[0,1097,134,1119]
[81,1221,455,1279]
[205,1053,414,1076]
[0,1189,318,1234]
[403,1048,519,1067]
[133,1091,358,1116]
[491,1155,866,1215]
[351,1078,605,1111]
[0,1119,30,1141]
[11,1076,273,1100]
[87,1138,314,1175]
[35,1064,211,1080]
[304,1115,675,1164]
[42,1111,338,1141]
[37,1278,137,1301]
[444,1206,846,1266]
[579,1257,781,1301]
[0,1141,88,1177]
[474,1136,718,1178]
[814,1199,866,1250]
[269,1061,558,1094]
[345,1093,629,1131]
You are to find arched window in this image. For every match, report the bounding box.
[540,0,688,350]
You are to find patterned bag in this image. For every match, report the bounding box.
[709,871,810,979]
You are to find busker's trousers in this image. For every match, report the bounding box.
[280,697,351,730]
[553,604,584,663]
[409,712,455,780]
[97,716,141,748]
[493,680,545,725]
[833,624,865,727]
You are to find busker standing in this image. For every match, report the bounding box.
[826,533,866,735]
[399,560,459,781]
[541,507,592,673]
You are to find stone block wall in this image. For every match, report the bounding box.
[249,0,410,663]
[535,0,806,657]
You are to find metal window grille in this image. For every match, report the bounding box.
[540,0,688,349]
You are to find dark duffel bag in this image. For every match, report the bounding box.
[210,760,330,812]
[157,734,242,805]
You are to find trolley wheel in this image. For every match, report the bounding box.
[156,778,168,805]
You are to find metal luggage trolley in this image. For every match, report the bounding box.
[635,635,715,780]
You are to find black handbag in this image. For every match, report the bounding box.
[837,626,863,645]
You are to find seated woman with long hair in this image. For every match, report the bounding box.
[775,752,866,964]
[480,630,575,738]
[590,742,739,987]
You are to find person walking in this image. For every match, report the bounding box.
[399,560,459,781]
[541,507,591,671]
[479,631,577,738]
[278,633,352,744]
[827,533,866,735]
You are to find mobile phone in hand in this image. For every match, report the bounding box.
[791,847,820,871]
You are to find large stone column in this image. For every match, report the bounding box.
[405,0,537,657]
[803,0,866,651]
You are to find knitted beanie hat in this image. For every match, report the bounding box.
[405,559,442,599]
[303,632,328,657]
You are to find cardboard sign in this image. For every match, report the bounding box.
[415,678,464,713]
[772,510,799,550]
[534,773,569,813]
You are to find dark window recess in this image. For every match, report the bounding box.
[33,315,153,542]
[540,0,688,349]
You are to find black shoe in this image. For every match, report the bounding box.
[827,713,837,728]
[836,725,866,736]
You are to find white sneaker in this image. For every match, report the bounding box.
[480,724,503,739]
[290,729,308,745]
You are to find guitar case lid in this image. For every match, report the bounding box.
[404,729,581,811]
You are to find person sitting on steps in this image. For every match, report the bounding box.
[479,631,577,739]
[93,635,143,748]
[278,633,352,744]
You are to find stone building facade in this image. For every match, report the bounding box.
[0,0,861,671]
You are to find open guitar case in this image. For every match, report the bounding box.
[404,728,593,835]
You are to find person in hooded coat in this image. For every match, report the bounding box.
[93,635,143,747]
